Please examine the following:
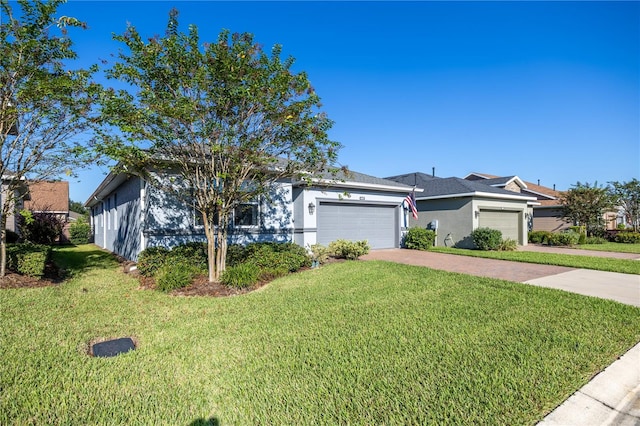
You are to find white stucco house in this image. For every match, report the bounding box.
[84,168,419,261]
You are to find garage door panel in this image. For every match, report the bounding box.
[479,210,520,242]
[318,202,397,249]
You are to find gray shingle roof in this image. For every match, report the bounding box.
[384,172,440,188]
[386,173,532,199]
[316,169,415,189]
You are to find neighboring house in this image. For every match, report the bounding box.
[23,180,70,222]
[84,169,417,261]
[465,172,572,232]
[386,172,535,248]
[22,180,71,242]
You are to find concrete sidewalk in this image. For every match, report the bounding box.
[361,248,640,425]
[538,342,640,426]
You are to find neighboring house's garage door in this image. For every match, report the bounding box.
[479,209,521,242]
[317,202,398,249]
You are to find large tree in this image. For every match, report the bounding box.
[98,10,340,282]
[560,181,614,236]
[609,178,640,231]
[0,0,99,276]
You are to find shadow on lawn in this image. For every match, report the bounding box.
[52,246,121,277]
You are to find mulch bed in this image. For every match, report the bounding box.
[0,262,65,289]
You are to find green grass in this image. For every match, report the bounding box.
[578,242,640,254]
[1,245,639,425]
[431,246,640,275]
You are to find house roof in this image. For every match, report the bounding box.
[384,172,441,188]
[464,171,563,207]
[24,180,69,213]
[296,169,421,193]
[386,173,535,202]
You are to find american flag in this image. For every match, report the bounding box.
[405,190,418,219]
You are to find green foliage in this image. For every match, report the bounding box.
[584,236,607,244]
[244,242,310,272]
[6,243,51,277]
[617,223,627,230]
[155,261,200,292]
[226,244,247,267]
[170,242,208,269]
[17,211,64,245]
[68,217,91,245]
[98,10,340,281]
[404,227,436,251]
[498,238,518,251]
[308,244,330,265]
[220,262,261,288]
[136,246,171,277]
[470,227,502,251]
[69,200,88,216]
[0,0,100,275]
[614,232,640,244]
[528,230,552,244]
[547,231,580,246]
[560,182,614,236]
[328,239,370,260]
[609,178,640,232]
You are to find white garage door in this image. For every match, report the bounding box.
[479,210,521,242]
[317,202,398,249]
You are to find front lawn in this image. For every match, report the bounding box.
[1,245,639,424]
[578,242,640,254]
[431,246,640,275]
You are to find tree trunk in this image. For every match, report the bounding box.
[202,212,217,283]
[0,228,6,277]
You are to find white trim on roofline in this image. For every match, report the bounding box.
[523,188,558,200]
[299,178,424,193]
[416,191,536,202]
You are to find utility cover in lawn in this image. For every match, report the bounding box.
[91,338,136,358]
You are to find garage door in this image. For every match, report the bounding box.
[479,210,521,242]
[317,202,398,249]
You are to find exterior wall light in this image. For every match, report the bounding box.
[308,202,316,215]
[475,210,480,218]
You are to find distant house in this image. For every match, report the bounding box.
[85,168,417,261]
[464,173,573,232]
[386,172,535,248]
[23,180,70,222]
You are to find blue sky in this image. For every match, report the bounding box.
[36,1,640,202]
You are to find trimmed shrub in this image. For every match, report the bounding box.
[471,227,502,251]
[585,236,607,244]
[171,242,208,270]
[499,238,518,251]
[528,230,552,244]
[614,232,640,244]
[221,263,261,289]
[6,243,51,277]
[328,239,370,260]
[69,218,91,245]
[308,244,330,265]
[155,262,201,292]
[245,243,310,272]
[404,228,436,251]
[226,244,247,267]
[137,246,170,277]
[547,231,580,246]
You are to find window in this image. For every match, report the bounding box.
[234,203,259,227]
